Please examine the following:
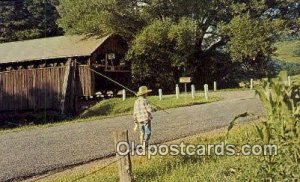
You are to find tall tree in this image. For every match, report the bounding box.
[0,0,62,43]
[127,20,176,92]
[0,1,31,42]
[58,0,299,90]
[58,0,145,40]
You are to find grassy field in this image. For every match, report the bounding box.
[292,74,300,84]
[274,40,300,63]
[38,121,275,182]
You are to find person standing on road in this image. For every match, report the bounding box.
[133,86,157,147]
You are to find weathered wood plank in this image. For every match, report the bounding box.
[113,130,133,182]
[61,59,72,114]
[0,60,95,112]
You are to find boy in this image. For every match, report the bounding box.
[133,86,157,146]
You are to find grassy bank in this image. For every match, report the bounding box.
[80,95,220,118]
[0,95,220,133]
[39,121,277,182]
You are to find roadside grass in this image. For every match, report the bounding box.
[273,40,300,63]
[80,95,220,118]
[209,87,247,92]
[194,87,246,93]
[0,94,220,134]
[40,121,269,182]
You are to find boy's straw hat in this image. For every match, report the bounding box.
[137,86,152,96]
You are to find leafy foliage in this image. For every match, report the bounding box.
[221,14,283,62]
[58,0,145,40]
[0,0,62,43]
[57,0,299,89]
[127,20,176,92]
[226,112,253,139]
[254,71,300,179]
[226,71,300,180]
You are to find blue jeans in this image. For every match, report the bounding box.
[138,121,152,142]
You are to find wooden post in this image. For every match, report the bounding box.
[191,84,195,99]
[204,84,208,100]
[61,59,71,114]
[113,130,133,182]
[214,81,217,92]
[250,79,253,90]
[158,89,163,101]
[176,84,180,99]
[122,89,126,101]
[70,60,77,113]
[288,76,291,87]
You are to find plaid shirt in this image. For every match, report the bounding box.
[133,97,154,123]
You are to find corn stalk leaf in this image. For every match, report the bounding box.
[226,112,252,139]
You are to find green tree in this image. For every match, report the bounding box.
[222,14,283,76]
[58,0,299,90]
[0,1,31,42]
[26,0,63,38]
[0,0,62,43]
[127,20,176,92]
[58,0,145,40]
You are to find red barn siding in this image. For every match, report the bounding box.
[78,65,95,96]
[0,67,65,111]
[0,64,94,111]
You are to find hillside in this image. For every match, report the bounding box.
[273,40,300,63]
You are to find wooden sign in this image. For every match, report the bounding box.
[179,77,191,83]
[107,53,116,60]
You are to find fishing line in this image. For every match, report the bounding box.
[90,67,137,96]
[74,60,170,114]
[20,42,169,114]
[74,60,136,95]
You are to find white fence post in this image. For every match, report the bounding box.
[159,89,163,101]
[122,89,126,101]
[288,76,291,87]
[214,81,217,92]
[204,84,208,100]
[176,84,180,99]
[191,84,195,99]
[250,79,253,90]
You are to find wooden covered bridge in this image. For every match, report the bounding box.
[0,34,130,114]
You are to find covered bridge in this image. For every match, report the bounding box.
[0,34,130,113]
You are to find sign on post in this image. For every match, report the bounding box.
[179,77,192,96]
[179,77,192,83]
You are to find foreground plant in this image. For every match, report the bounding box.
[254,71,300,180]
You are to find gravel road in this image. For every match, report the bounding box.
[0,90,265,181]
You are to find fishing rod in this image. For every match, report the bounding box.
[74,60,170,114]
